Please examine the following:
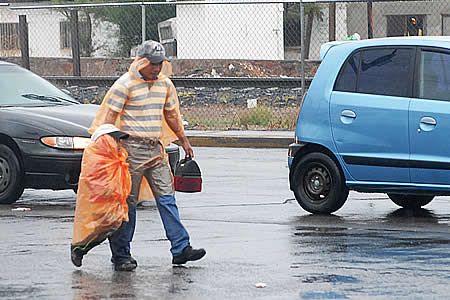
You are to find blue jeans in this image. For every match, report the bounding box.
[109,138,190,264]
[108,204,137,264]
[109,194,190,264]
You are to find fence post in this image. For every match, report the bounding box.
[329,2,336,41]
[300,0,305,98]
[18,15,30,70]
[141,4,146,43]
[70,9,81,76]
[367,0,373,39]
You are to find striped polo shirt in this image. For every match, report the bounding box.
[105,73,177,138]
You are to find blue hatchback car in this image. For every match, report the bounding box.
[288,37,450,214]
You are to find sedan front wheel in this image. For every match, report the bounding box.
[0,144,24,204]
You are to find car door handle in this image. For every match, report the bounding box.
[418,116,436,132]
[340,110,356,124]
[341,110,356,118]
[419,117,436,126]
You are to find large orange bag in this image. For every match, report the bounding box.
[71,134,131,255]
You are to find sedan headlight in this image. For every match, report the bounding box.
[41,136,91,150]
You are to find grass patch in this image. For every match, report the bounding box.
[181,104,299,130]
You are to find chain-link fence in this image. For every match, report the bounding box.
[1,0,450,130]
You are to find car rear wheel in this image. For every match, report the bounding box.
[0,144,24,204]
[387,194,434,208]
[292,152,348,214]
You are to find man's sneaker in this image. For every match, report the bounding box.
[172,246,206,265]
[71,249,84,267]
[114,259,137,272]
[111,256,137,267]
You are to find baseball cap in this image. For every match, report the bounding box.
[136,40,166,64]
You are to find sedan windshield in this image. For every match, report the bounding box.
[0,65,77,107]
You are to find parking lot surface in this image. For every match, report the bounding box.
[0,147,449,299]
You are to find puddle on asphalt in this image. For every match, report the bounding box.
[289,210,450,299]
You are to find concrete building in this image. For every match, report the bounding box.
[0,2,119,58]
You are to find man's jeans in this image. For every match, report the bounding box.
[109,194,190,264]
[109,138,190,264]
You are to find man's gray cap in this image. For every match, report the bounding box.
[136,40,166,64]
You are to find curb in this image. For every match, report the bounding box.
[185,131,293,149]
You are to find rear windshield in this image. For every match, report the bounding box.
[0,65,77,106]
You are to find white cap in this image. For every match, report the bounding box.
[91,124,128,142]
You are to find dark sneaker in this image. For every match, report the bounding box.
[172,246,206,265]
[71,250,84,267]
[114,259,137,272]
[111,256,137,267]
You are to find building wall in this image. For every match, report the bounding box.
[348,1,450,38]
[0,7,120,58]
[176,2,284,60]
[1,7,70,57]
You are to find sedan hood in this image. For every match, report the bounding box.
[0,104,99,139]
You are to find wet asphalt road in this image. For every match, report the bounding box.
[0,147,449,299]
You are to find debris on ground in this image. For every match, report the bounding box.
[11,207,31,212]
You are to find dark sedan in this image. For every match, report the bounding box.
[0,61,179,204]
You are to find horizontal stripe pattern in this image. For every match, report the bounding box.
[121,125,161,132]
[123,103,164,110]
[343,155,450,170]
[122,114,162,121]
[103,73,179,137]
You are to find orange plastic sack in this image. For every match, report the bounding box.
[71,134,131,254]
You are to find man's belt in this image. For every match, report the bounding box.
[126,135,160,146]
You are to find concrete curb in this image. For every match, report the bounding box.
[185,130,293,149]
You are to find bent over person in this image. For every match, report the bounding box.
[90,40,205,272]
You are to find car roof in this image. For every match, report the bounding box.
[320,36,450,60]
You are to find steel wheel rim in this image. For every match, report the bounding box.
[0,156,11,193]
[303,163,331,202]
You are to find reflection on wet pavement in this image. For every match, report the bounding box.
[1,148,450,299]
[290,209,450,299]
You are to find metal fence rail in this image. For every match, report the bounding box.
[44,76,312,89]
[1,0,449,130]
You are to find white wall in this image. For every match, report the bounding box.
[1,8,70,57]
[176,1,284,60]
[0,7,120,58]
[91,18,120,57]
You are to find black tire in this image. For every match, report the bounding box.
[387,194,434,208]
[292,152,349,214]
[0,144,24,204]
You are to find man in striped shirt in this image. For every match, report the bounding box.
[97,40,205,272]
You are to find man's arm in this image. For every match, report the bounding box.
[104,108,119,125]
[164,109,194,157]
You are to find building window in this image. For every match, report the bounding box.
[0,23,19,50]
[387,15,425,37]
[60,21,91,55]
[159,26,173,41]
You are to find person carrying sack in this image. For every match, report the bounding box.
[88,40,206,272]
[71,124,131,267]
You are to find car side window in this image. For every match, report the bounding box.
[418,50,450,101]
[334,52,360,92]
[358,48,412,97]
